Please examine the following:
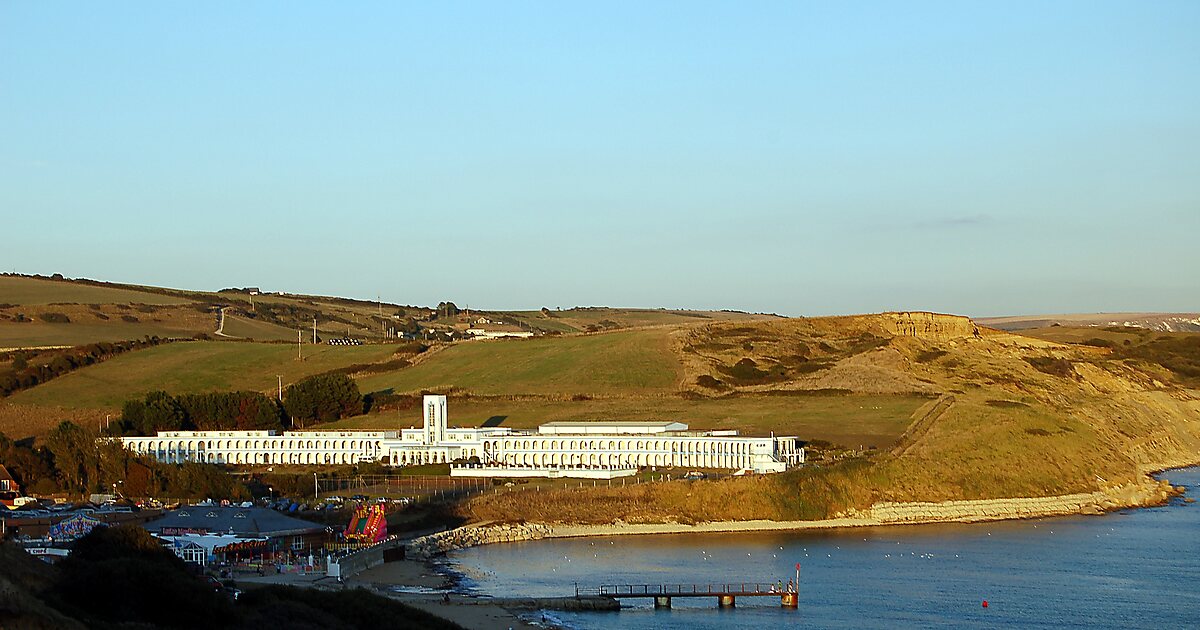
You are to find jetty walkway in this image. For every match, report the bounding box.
[576,582,799,609]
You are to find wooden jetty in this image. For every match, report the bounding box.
[576,582,799,609]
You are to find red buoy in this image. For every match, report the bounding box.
[982,600,989,608]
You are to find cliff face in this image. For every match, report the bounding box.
[878,312,982,341]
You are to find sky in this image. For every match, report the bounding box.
[2,2,1198,317]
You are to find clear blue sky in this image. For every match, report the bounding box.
[3,2,1197,316]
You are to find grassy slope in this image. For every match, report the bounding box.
[0,276,190,305]
[8,341,397,410]
[357,329,682,396]
[220,314,299,341]
[0,320,201,348]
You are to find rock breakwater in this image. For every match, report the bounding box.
[406,523,552,560]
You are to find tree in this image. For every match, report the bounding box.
[45,421,99,493]
[122,391,186,435]
[434,301,459,319]
[283,373,363,425]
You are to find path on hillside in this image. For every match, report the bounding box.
[214,307,236,338]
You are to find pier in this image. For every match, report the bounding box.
[576,582,799,609]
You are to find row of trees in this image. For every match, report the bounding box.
[119,391,285,435]
[0,337,169,397]
[116,373,365,436]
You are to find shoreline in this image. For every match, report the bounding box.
[405,468,1191,551]
[347,558,550,629]
[546,475,1184,540]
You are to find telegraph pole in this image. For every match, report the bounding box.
[276,375,283,401]
[297,329,303,360]
[312,317,317,344]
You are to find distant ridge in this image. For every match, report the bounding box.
[977,312,1200,332]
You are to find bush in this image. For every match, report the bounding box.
[717,358,789,384]
[40,312,71,323]
[696,374,723,388]
[915,349,948,363]
[1025,356,1077,378]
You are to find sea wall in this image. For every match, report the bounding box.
[545,479,1179,540]
[327,536,404,579]
[866,492,1108,522]
[406,522,552,560]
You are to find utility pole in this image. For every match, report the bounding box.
[297,329,303,360]
[312,317,317,344]
[276,375,283,401]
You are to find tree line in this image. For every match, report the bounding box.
[0,337,170,397]
[115,372,365,436]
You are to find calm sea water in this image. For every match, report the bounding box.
[446,467,1200,629]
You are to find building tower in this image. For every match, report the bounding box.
[422,395,447,445]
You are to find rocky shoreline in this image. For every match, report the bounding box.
[409,474,1186,556]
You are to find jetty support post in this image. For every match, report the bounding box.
[717,594,736,608]
[654,596,672,609]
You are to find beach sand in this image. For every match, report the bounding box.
[350,560,543,630]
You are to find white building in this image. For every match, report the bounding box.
[122,395,803,477]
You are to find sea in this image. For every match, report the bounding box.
[444,467,1200,629]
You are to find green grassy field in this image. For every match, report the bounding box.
[8,340,398,410]
[0,321,200,349]
[0,276,190,306]
[356,328,683,396]
[322,393,926,448]
[219,314,299,341]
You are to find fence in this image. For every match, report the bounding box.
[315,475,490,503]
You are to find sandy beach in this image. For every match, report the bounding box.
[236,560,544,629]
[350,560,544,630]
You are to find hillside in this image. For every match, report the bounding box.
[0,274,431,348]
[331,323,930,449]
[500,306,779,334]
[463,312,1200,524]
[357,328,682,396]
[0,341,398,439]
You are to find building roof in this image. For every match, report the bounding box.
[537,421,690,435]
[0,464,16,483]
[143,506,324,537]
